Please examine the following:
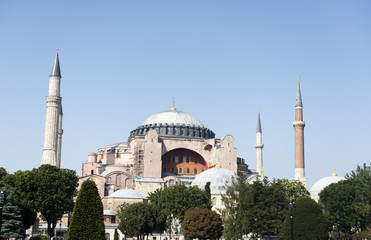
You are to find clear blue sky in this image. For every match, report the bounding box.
[0,1,370,188]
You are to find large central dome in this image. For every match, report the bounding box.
[142,109,204,127]
[129,104,215,139]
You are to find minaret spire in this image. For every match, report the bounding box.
[296,75,302,107]
[41,50,63,167]
[293,76,306,185]
[255,110,264,176]
[50,48,61,77]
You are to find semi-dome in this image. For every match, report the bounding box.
[310,169,345,202]
[191,167,236,194]
[142,109,204,127]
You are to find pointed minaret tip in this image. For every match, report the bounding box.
[50,49,61,77]
[170,97,176,111]
[296,75,303,107]
[256,110,262,133]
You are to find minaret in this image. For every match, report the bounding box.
[41,50,62,167]
[293,76,306,185]
[255,110,264,176]
[56,106,63,168]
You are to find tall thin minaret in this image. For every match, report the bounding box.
[293,76,306,185]
[41,50,62,167]
[56,106,63,168]
[255,110,264,176]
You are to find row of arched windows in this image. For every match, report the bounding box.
[163,166,205,174]
[163,154,196,164]
[106,175,132,188]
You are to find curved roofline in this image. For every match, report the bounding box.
[100,168,135,179]
[142,109,205,127]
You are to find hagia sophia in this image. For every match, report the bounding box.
[38,51,345,239]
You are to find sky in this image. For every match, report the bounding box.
[0,1,370,188]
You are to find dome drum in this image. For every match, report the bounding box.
[129,123,215,139]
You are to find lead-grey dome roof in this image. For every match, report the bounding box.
[142,109,204,127]
[191,167,236,194]
[108,189,144,199]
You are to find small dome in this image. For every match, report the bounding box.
[310,175,345,202]
[191,167,236,194]
[88,152,97,156]
[142,109,204,127]
[109,189,144,199]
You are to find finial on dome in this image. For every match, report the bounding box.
[331,166,338,176]
[170,97,176,111]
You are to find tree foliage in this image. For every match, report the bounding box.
[67,180,105,240]
[31,165,78,238]
[114,228,119,240]
[117,203,166,240]
[282,197,329,240]
[221,176,289,239]
[148,184,211,221]
[277,178,310,202]
[319,163,371,234]
[0,188,25,239]
[220,174,249,239]
[182,208,223,240]
[1,170,37,230]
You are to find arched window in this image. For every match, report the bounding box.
[171,167,175,173]
[163,157,167,163]
[91,170,94,175]
[105,233,110,240]
[116,175,122,187]
[194,168,198,174]
[186,168,190,174]
[186,156,190,163]
[179,152,183,163]
[212,197,217,206]
[107,177,112,184]
[171,155,175,163]
[202,168,205,172]
[194,159,198,164]
[163,166,167,172]
[125,178,131,188]
[178,167,183,174]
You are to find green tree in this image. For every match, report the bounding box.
[282,198,329,240]
[67,180,105,240]
[220,174,249,239]
[319,163,371,234]
[1,170,37,230]
[117,203,162,240]
[277,178,310,202]
[114,228,119,240]
[205,182,211,204]
[0,188,25,239]
[182,208,223,240]
[29,165,78,238]
[148,184,211,221]
[246,179,288,238]
[345,163,371,230]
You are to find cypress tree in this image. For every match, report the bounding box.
[0,188,25,239]
[67,180,105,240]
[114,228,119,240]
